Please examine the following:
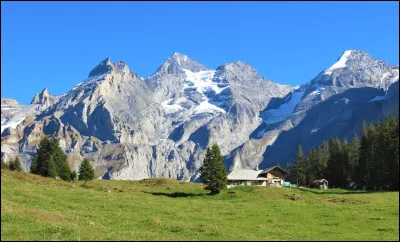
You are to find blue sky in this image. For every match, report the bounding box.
[1,1,399,105]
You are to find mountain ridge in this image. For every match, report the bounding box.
[1,49,398,181]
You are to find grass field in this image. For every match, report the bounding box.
[1,169,399,241]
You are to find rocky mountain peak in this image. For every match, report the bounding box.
[88,58,113,78]
[153,52,209,76]
[30,88,50,105]
[1,98,20,107]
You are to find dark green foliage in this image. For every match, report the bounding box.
[1,159,7,169]
[348,134,360,185]
[294,116,398,191]
[293,145,307,186]
[306,148,320,185]
[285,161,295,183]
[9,157,23,172]
[30,136,72,180]
[71,171,77,180]
[200,144,227,194]
[78,158,95,182]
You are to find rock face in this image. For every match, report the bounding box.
[1,50,399,179]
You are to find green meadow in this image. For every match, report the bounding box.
[1,169,398,241]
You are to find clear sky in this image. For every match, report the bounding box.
[1,1,399,105]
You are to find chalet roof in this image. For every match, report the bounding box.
[261,166,289,174]
[312,179,328,183]
[227,169,268,181]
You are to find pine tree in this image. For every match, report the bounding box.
[70,170,77,180]
[326,138,346,188]
[200,144,227,194]
[294,145,307,186]
[348,133,360,186]
[42,155,57,178]
[306,148,320,185]
[355,121,370,189]
[9,156,23,172]
[382,116,399,190]
[1,159,7,169]
[285,161,295,184]
[200,147,213,185]
[50,138,71,180]
[366,123,378,190]
[341,139,350,187]
[30,154,39,174]
[78,158,95,183]
[33,136,53,177]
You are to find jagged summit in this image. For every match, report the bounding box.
[152,52,209,76]
[30,88,50,105]
[88,58,136,79]
[88,58,113,78]
[324,49,373,75]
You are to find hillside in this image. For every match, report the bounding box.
[1,169,398,240]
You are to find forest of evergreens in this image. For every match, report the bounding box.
[287,116,399,190]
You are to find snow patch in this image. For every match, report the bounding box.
[1,116,26,133]
[368,94,387,102]
[162,99,184,114]
[261,90,305,125]
[308,84,326,96]
[182,69,228,95]
[324,50,352,75]
[192,99,226,115]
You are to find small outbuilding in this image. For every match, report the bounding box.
[310,179,329,190]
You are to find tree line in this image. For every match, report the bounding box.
[1,136,95,183]
[286,116,399,190]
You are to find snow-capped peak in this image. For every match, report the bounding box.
[324,50,352,75]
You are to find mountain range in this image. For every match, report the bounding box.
[1,50,399,181]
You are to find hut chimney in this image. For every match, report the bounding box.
[256,164,259,171]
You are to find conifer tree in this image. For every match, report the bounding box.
[9,156,23,172]
[355,121,370,189]
[71,170,77,180]
[348,133,360,185]
[50,138,71,180]
[78,158,95,183]
[200,144,227,194]
[1,159,7,169]
[294,145,307,186]
[306,148,319,185]
[285,161,295,184]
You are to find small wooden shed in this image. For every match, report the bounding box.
[310,179,328,190]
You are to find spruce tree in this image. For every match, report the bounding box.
[326,138,346,188]
[294,145,307,186]
[9,156,23,172]
[285,161,295,184]
[348,134,360,186]
[200,144,227,194]
[355,121,370,189]
[50,138,71,180]
[30,154,39,174]
[307,148,320,185]
[71,170,77,180]
[78,158,95,183]
[382,116,399,190]
[42,155,57,178]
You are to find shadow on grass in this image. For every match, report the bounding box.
[142,191,207,198]
[297,187,389,195]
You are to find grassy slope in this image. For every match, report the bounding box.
[1,169,399,241]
